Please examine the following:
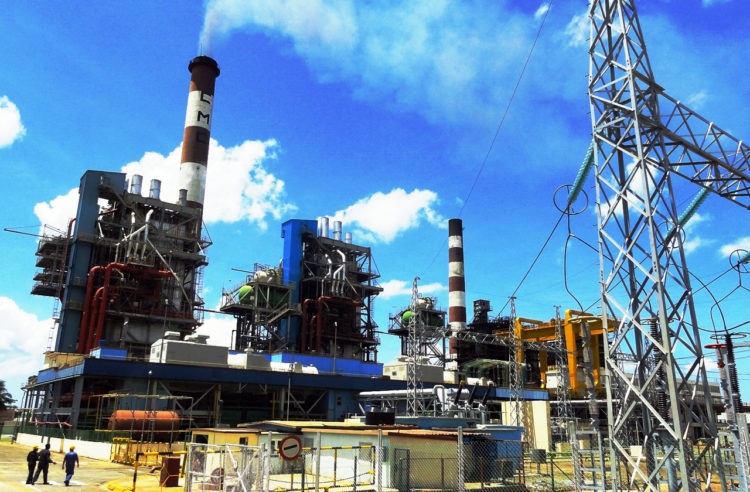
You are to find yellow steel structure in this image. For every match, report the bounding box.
[494,310,615,398]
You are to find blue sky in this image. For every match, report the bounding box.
[1,0,749,405]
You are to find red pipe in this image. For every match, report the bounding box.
[78,266,104,353]
[89,263,172,352]
[313,296,365,354]
[301,299,316,352]
[309,315,317,352]
[316,305,324,353]
[86,288,104,353]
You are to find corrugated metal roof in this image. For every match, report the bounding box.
[191,427,261,433]
[385,429,491,439]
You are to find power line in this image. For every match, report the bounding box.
[499,211,565,314]
[456,1,553,218]
[419,1,554,278]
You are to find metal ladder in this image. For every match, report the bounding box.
[571,421,607,491]
[47,299,60,351]
[718,429,748,491]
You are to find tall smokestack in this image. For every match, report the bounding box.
[448,218,466,356]
[178,55,220,208]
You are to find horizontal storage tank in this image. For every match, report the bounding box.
[108,410,180,440]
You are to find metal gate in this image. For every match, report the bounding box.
[185,443,267,491]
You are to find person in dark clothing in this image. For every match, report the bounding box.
[62,446,79,486]
[32,443,56,485]
[26,445,39,484]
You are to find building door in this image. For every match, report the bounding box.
[393,448,410,491]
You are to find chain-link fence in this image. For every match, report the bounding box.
[184,432,578,491]
[186,443,266,491]
[389,430,523,490]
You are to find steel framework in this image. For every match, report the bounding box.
[590,0,750,490]
[507,297,522,427]
[406,277,425,416]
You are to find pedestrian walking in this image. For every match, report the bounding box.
[62,445,79,486]
[32,442,56,485]
[25,445,39,484]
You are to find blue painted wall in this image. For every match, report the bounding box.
[57,171,126,353]
[279,219,317,349]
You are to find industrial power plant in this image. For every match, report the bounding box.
[7,1,750,491]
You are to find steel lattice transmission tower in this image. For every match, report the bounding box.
[589,0,750,489]
[508,296,523,427]
[406,277,425,417]
[553,306,573,441]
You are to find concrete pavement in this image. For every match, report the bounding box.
[0,441,133,490]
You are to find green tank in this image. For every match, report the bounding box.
[238,285,254,304]
[402,310,415,324]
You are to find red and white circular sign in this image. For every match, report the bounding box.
[279,435,302,461]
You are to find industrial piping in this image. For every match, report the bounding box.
[177,55,220,209]
[448,218,466,356]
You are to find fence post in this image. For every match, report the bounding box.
[263,442,271,492]
[185,444,192,491]
[315,432,321,492]
[376,430,383,492]
[334,448,338,486]
[457,426,465,491]
[255,445,263,491]
[132,456,139,492]
[550,451,555,492]
[353,449,358,492]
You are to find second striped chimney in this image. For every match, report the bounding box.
[448,218,466,357]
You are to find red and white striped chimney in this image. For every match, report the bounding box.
[448,218,466,355]
[178,55,220,208]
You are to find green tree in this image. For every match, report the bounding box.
[0,380,15,411]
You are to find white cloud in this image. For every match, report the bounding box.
[684,357,718,374]
[684,236,707,254]
[0,297,54,401]
[681,212,712,254]
[194,314,235,348]
[719,236,750,259]
[200,0,358,55]
[379,279,446,300]
[331,188,444,244]
[534,3,550,21]
[686,90,708,110]
[702,0,731,6]
[33,188,80,235]
[35,139,296,233]
[122,138,295,229]
[0,95,26,148]
[199,0,547,126]
[564,11,588,48]
[597,159,663,220]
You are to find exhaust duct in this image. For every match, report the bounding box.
[149,179,162,199]
[130,175,143,195]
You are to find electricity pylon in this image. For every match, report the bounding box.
[589,0,750,490]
